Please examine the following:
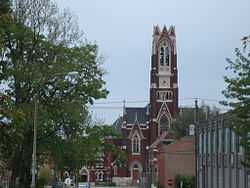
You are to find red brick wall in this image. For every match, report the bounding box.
[158,137,195,188]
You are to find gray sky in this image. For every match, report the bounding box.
[56,0,250,124]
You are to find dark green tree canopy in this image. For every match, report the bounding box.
[0,0,108,187]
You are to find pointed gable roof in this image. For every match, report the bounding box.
[128,114,145,139]
[134,112,139,125]
[124,107,148,124]
[128,125,146,139]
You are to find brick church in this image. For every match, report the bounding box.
[79,25,195,187]
[108,25,179,183]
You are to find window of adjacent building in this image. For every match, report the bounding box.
[132,134,140,154]
[231,131,236,153]
[208,131,211,154]
[213,130,216,153]
[218,129,222,153]
[199,134,202,154]
[203,132,207,154]
[225,128,230,153]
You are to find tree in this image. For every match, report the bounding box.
[46,123,126,183]
[171,104,220,138]
[0,0,11,16]
[0,0,108,187]
[222,36,250,168]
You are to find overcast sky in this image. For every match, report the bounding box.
[56,0,250,124]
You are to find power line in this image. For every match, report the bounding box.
[89,106,123,109]
[93,100,148,105]
[92,97,224,105]
[89,97,231,111]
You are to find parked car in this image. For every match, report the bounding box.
[78,182,90,188]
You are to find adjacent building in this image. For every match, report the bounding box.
[197,114,249,188]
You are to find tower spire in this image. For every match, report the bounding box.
[162,25,168,34]
[168,25,176,36]
[134,112,139,125]
[150,25,178,141]
[123,99,126,116]
[153,25,160,36]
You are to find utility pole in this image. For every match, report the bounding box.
[194,99,199,188]
[29,72,74,187]
[31,94,38,188]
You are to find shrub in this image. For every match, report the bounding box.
[175,175,195,188]
[36,166,52,188]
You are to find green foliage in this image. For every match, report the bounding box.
[175,175,195,188]
[170,109,195,138]
[0,0,108,186]
[37,166,52,187]
[222,37,250,169]
[47,124,124,175]
[171,105,219,138]
[0,0,11,15]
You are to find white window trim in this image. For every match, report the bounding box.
[158,41,171,69]
[132,132,141,155]
[95,171,104,182]
[158,114,170,135]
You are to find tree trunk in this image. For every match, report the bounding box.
[9,167,17,188]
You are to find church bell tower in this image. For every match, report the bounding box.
[149,25,178,143]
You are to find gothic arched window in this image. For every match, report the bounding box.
[159,115,170,133]
[96,171,104,182]
[159,42,171,67]
[165,47,170,66]
[160,47,164,66]
[132,134,140,154]
[133,164,139,169]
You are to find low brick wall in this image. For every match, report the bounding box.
[112,177,133,186]
[92,187,138,188]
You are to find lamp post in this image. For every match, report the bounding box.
[194,99,199,188]
[30,71,78,188]
[31,94,38,188]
